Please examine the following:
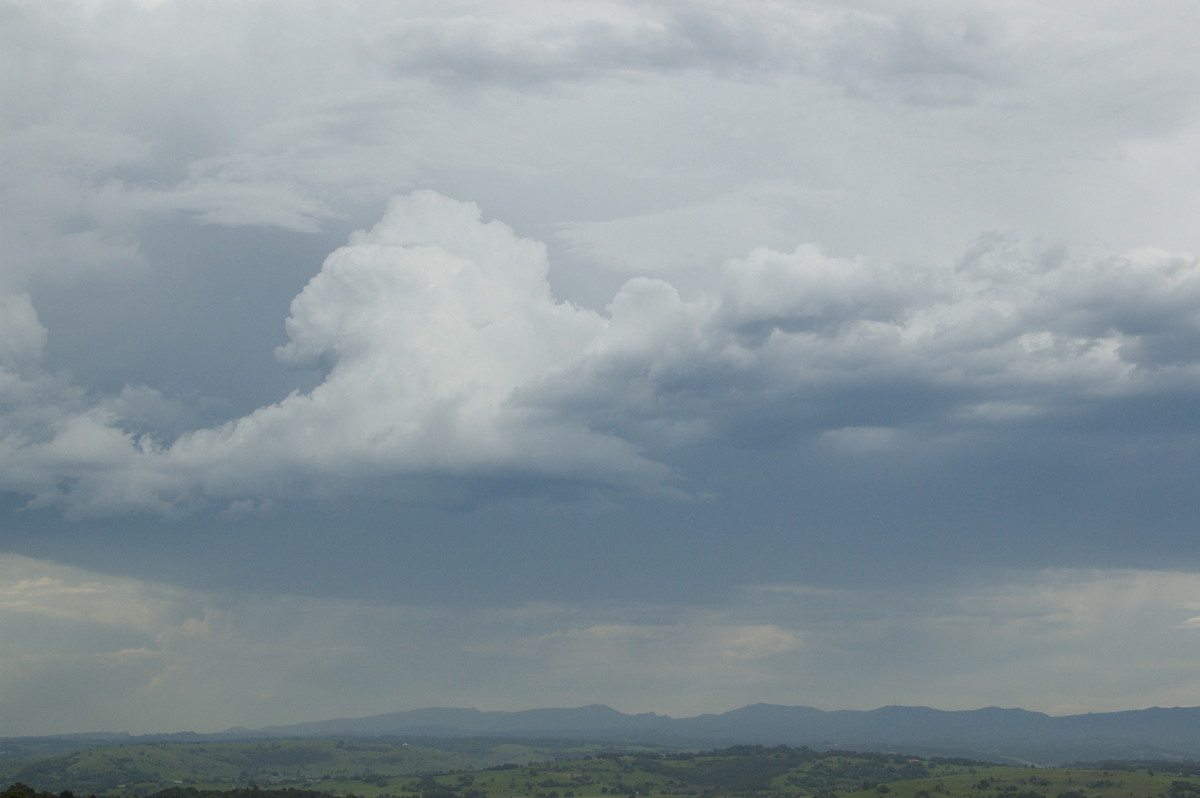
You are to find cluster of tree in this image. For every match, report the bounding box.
[2,783,83,798]
[1073,765,1200,777]
[587,746,941,795]
[13,743,1200,798]
[0,785,351,798]
[116,789,338,798]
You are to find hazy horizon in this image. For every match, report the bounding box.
[3,0,1200,737]
[15,699,1198,739]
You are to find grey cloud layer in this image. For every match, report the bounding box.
[3,192,1197,516]
[5,0,1196,283]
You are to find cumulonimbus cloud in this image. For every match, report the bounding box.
[1,191,1198,517]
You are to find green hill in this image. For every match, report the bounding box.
[0,738,595,796]
[4,741,1200,798]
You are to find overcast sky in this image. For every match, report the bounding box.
[3,0,1200,737]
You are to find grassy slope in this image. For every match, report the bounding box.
[4,741,1200,798]
[835,764,1196,798]
[0,739,661,796]
[310,756,1200,798]
[0,740,475,795]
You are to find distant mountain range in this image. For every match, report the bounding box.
[237,703,1200,765]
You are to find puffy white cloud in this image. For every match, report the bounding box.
[2,0,1199,519]
[544,232,1200,454]
[2,191,1199,516]
[1,193,679,515]
[160,192,674,500]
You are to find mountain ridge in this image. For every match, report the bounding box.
[233,702,1200,764]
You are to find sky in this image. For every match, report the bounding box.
[2,0,1200,737]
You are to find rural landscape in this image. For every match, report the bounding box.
[5,737,1200,798]
[5,705,1200,798]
